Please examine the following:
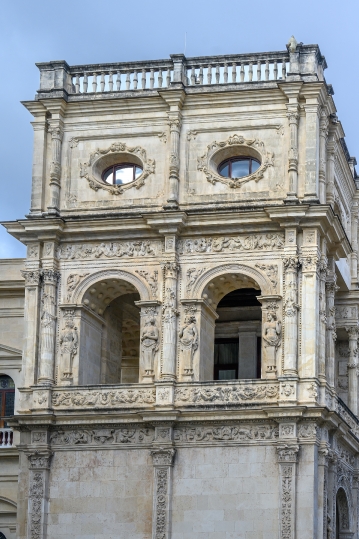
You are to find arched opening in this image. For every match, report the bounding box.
[336,487,350,538]
[214,287,262,380]
[74,278,142,385]
[0,375,15,447]
[197,272,270,381]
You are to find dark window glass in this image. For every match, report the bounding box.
[218,157,260,179]
[0,375,15,428]
[102,164,143,185]
[214,338,239,380]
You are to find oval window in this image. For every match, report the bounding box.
[218,157,260,179]
[102,163,143,185]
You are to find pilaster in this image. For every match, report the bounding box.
[276,443,300,539]
[161,262,180,380]
[26,450,53,539]
[345,325,359,415]
[38,270,60,385]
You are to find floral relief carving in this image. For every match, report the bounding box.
[80,142,155,195]
[186,267,206,293]
[174,424,278,442]
[57,241,160,260]
[29,472,44,539]
[21,270,42,286]
[66,273,89,301]
[51,388,156,408]
[136,270,158,297]
[255,263,278,289]
[175,383,279,404]
[178,233,284,254]
[197,134,274,189]
[50,427,154,446]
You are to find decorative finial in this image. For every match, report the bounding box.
[287,36,298,53]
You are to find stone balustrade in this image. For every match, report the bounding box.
[34,46,332,98]
[0,428,13,448]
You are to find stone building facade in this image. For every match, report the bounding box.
[1,37,359,538]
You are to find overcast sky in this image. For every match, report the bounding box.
[1,0,359,258]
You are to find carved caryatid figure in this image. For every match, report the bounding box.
[141,318,159,376]
[179,316,198,375]
[263,311,281,365]
[60,317,78,380]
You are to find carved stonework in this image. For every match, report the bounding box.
[255,263,278,290]
[66,273,89,301]
[141,317,159,377]
[57,241,160,260]
[52,387,156,408]
[136,270,159,298]
[50,427,154,446]
[179,314,198,376]
[174,423,278,442]
[21,270,42,286]
[178,233,284,254]
[175,383,279,404]
[197,134,274,189]
[186,267,206,293]
[29,472,44,539]
[80,142,155,195]
[150,447,176,466]
[59,310,78,382]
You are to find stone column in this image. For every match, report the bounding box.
[257,295,282,379]
[135,301,161,382]
[286,110,300,203]
[283,256,300,375]
[276,443,300,539]
[38,270,60,385]
[326,261,339,387]
[28,104,48,215]
[303,99,320,204]
[47,122,63,215]
[167,114,181,207]
[161,262,180,380]
[319,110,328,204]
[21,270,42,387]
[327,450,338,533]
[26,450,53,539]
[299,229,321,378]
[150,443,176,539]
[350,202,359,283]
[345,326,359,415]
[317,444,330,539]
[318,254,328,382]
[326,127,336,207]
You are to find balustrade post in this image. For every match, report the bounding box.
[161,262,180,380]
[47,121,64,215]
[38,270,60,385]
[346,325,359,415]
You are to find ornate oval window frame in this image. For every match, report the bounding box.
[197,134,274,189]
[80,142,156,195]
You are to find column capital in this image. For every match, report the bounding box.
[21,270,42,287]
[276,443,300,463]
[150,446,176,467]
[27,450,53,470]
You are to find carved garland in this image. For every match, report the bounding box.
[80,142,155,195]
[197,134,274,189]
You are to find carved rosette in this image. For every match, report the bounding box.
[150,447,176,539]
[27,451,53,539]
[197,134,274,189]
[276,444,299,539]
[80,142,155,195]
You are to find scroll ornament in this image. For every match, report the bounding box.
[197,134,274,189]
[80,142,155,195]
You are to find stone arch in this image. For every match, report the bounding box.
[336,486,351,536]
[192,263,275,301]
[72,269,151,305]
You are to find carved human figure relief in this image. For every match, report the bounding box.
[141,317,159,376]
[179,315,198,375]
[66,273,89,301]
[263,311,281,362]
[59,313,78,381]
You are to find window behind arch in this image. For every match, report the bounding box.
[0,375,15,428]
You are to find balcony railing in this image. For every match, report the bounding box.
[35,45,326,99]
[0,428,13,447]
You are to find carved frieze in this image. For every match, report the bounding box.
[80,142,155,195]
[50,427,154,446]
[136,270,158,297]
[175,383,279,404]
[178,233,284,254]
[52,387,156,408]
[197,134,274,189]
[174,424,278,442]
[57,241,161,260]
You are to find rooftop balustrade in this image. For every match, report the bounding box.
[34,44,326,100]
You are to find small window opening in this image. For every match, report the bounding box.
[102,163,143,185]
[218,157,260,179]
